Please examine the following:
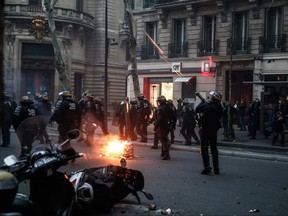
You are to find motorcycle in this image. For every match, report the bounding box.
[70,158,154,215]
[0,123,83,216]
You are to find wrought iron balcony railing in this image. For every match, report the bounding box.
[197,40,219,57]
[259,34,286,53]
[226,37,251,55]
[168,42,188,58]
[140,44,160,60]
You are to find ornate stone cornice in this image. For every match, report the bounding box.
[216,0,227,22]
[249,0,260,19]
[157,8,168,29]
[186,4,197,26]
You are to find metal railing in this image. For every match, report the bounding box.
[140,44,160,60]
[197,40,219,57]
[259,34,286,53]
[168,42,188,58]
[227,37,251,55]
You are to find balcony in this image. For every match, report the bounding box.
[226,37,251,55]
[4,4,95,29]
[197,40,219,57]
[168,42,188,58]
[140,45,160,60]
[259,34,286,53]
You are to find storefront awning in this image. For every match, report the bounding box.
[174,77,195,83]
[243,81,288,85]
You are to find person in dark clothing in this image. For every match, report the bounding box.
[247,98,260,139]
[117,98,130,140]
[196,91,223,175]
[129,98,138,141]
[136,94,152,143]
[1,92,17,147]
[237,98,247,131]
[36,94,52,144]
[222,102,237,141]
[180,99,200,145]
[167,99,177,144]
[94,97,109,135]
[150,106,160,149]
[49,91,81,150]
[154,95,173,160]
[79,93,99,146]
[271,111,286,146]
[13,96,40,158]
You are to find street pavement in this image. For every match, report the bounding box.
[50,120,288,163]
[1,120,288,162]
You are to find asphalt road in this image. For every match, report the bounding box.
[1,131,288,215]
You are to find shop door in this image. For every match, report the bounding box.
[226,70,253,104]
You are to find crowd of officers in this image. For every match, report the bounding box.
[2,89,285,174]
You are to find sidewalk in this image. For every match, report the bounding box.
[26,120,288,163]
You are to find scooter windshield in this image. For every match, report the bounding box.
[16,116,49,146]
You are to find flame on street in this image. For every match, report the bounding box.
[100,138,134,159]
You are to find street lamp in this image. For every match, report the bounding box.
[104,0,118,131]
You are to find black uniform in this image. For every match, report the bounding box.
[94,99,109,135]
[180,102,200,145]
[1,94,17,146]
[129,99,138,141]
[136,96,151,143]
[50,95,81,144]
[154,96,172,160]
[196,93,223,174]
[247,99,260,139]
[36,96,52,144]
[80,95,98,146]
[167,100,177,144]
[13,97,40,157]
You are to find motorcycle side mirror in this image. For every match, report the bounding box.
[4,155,19,166]
[67,129,80,140]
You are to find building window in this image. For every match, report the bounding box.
[29,0,41,6]
[197,16,219,56]
[168,19,188,58]
[227,11,250,54]
[76,0,83,12]
[260,6,285,53]
[141,22,159,59]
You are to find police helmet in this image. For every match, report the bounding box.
[157,95,166,104]
[41,93,49,101]
[20,95,34,105]
[182,99,189,105]
[210,91,222,102]
[59,90,72,99]
[167,99,173,104]
[137,93,144,100]
[130,98,137,104]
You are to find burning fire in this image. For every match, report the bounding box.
[100,138,134,159]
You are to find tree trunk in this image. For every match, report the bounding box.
[42,0,71,91]
[124,0,140,97]
[0,1,4,126]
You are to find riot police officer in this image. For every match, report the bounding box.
[167,99,177,144]
[94,97,109,135]
[129,98,138,141]
[180,99,200,145]
[1,92,17,147]
[136,94,151,143]
[154,95,172,160]
[80,93,98,146]
[36,94,52,144]
[196,91,223,174]
[50,91,81,147]
[13,96,40,158]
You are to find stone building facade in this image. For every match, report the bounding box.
[3,0,129,117]
[127,0,288,127]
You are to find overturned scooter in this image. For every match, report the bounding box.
[69,157,154,215]
[0,127,84,216]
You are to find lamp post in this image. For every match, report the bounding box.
[104,0,108,131]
